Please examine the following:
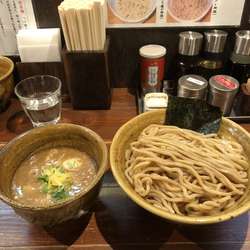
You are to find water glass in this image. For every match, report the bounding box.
[15,75,62,127]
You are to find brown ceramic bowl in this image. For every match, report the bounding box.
[110,110,250,225]
[0,124,108,226]
[0,56,14,112]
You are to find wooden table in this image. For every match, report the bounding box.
[0,88,250,250]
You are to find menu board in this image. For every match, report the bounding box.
[107,0,246,28]
[0,0,37,55]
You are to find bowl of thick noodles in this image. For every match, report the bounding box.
[0,124,108,226]
[110,110,250,224]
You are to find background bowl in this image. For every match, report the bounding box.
[110,110,250,225]
[167,0,214,23]
[108,0,157,23]
[0,56,14,112]
[0,124,108,226]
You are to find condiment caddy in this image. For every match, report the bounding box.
[136,29,250,122]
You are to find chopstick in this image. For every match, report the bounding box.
[58,0,106,51]
[58,6,72,51]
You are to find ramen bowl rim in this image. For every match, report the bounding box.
[0,123,108,211]
[0,56,14,82]
[110,110,250,225]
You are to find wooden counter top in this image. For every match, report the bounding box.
[0,88,250,250]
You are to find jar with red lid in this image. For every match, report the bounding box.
[139,44,167,94]
[208,75,239,116]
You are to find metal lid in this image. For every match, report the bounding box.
[139,44,167,59]
[179,31,203,56]
[179,75,208,90]
[204,30,228,53]
[234,30,250,56]
[209,75,239,92]
[178,75,208,99]
[144,92,168,112]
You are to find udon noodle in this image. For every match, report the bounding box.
[125,125,249,216]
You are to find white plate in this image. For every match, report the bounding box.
[108,0,157,23]
[167,0,214,23]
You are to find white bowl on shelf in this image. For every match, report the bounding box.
[167,0,214,23]
[108,0,157,23]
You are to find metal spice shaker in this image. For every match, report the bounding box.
[199,30,228,79]
[234,79,250,115]
[208,75,239,116]
[230,30,250,84]
[173,31,203,94]
[204,30,228,54]
[179,31,203,56]
[178,74,208,100]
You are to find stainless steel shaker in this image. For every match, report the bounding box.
[178,74,208,100]
[208,75,239,115]
[230,30,250,85]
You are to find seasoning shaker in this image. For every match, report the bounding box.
[178,31,203,57]
[177,74,208,100]
[234,78,250,115]
[173,31,203,94]
[230,30,250,84]
[199,30,228,79]
[139,44,167,95]
[208,75,239,116]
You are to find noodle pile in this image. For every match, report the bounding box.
[125,125,249,216]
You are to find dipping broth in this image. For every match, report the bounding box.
[12,147,97,206]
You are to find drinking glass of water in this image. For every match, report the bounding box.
[15,75,61,127]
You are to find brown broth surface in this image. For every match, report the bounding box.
[12,147,97,206]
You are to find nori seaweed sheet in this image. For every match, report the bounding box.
[165,96,223,134]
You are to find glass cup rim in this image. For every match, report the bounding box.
[15,75,62,101]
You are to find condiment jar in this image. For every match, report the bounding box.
[230,30,250,84]
[199,30,228,80]
[234,78,250,116]
[177,74,208,100]
[144,92,168,112]
[208,75,239,116]
[178,31,203,57]
[139,44,167,94]
[173,31,203,94]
